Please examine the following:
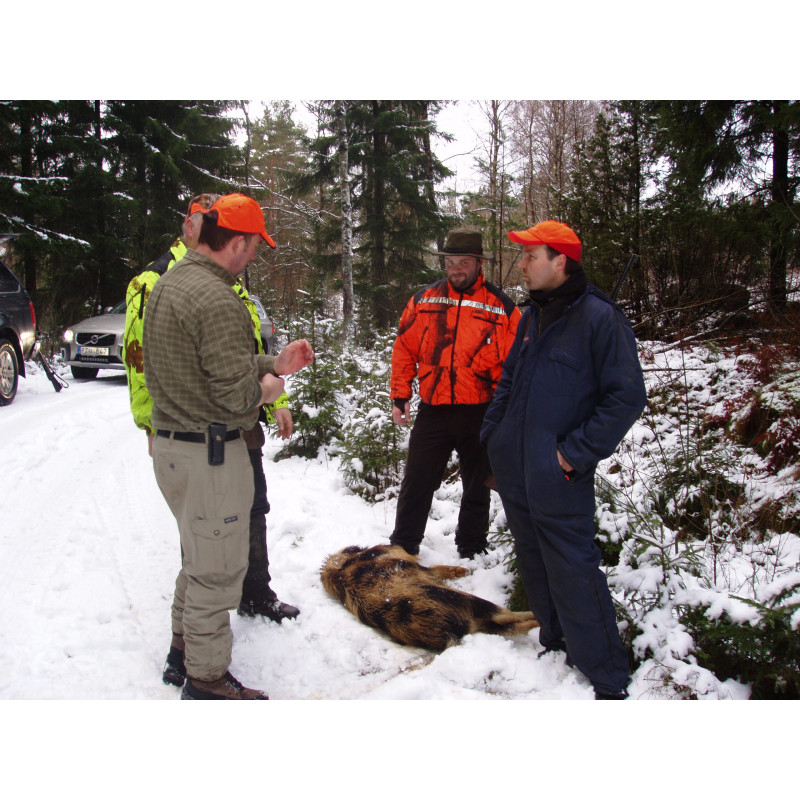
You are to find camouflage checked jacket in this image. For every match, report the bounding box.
[390,272,521,407]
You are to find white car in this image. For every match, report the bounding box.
[61,301,126,379]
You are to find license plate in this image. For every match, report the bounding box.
[79,346,109,356]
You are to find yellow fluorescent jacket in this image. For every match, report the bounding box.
[123,238,288,434]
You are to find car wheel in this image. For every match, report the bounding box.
[0,338,20,405]
[71,365,99,380]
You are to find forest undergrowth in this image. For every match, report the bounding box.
[277,309,800,699]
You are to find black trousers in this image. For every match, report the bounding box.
[241,447,275,604]
[390,402,491,553]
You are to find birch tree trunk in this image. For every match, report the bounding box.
[335,101,355,328]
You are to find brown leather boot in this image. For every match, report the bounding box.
[181,672,269,700]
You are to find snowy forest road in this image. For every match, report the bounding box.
[1,372,178,699]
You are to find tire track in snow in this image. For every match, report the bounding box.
[1,372,177,697]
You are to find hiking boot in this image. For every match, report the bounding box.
[162,633,186,687]
[388,536,420,556]
[162,645,186,687]
[457,545,488,560]
[181,672,269,700]
[237,597,300,623]
[537,645,566,660]
[595,689,629,700]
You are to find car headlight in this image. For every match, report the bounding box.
[63,329,74,343]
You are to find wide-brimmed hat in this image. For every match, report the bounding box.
[434,228,493,261]
[507,220,581,262]
[193,193,276,248]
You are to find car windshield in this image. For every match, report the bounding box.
[0,261,22,293]
[108,301,126,314]
[250,295,266,317]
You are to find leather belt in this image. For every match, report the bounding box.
[157,429,240,443]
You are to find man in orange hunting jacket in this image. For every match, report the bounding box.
[389,228,521,559]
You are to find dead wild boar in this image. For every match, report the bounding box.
[320,544,538,651]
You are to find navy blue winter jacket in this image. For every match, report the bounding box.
[480,285,647,482]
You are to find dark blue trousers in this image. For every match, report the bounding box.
[495,466,630,695]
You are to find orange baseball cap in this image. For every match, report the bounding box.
[186,193,221,218]
[193,193,276,248]
[507,220,581,262]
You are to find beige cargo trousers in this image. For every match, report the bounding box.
[153,434,254,682]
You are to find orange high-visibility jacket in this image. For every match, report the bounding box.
[390,273,521,406]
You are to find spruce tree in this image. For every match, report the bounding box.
[649,100,800,314]
[354,100,453,330]
[103,100,239,273]
[0,101,105,336]
[297,101,454,335]
[560,102,658,305]
[337,330,409,500]
[0,100,242,341]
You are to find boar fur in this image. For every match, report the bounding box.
[320,544,538,651]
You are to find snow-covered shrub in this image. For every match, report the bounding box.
[679,577,800,698]
[717,347,800,477]
[275,298,347,460]
[489,522,530,613]
[337,332,409,499]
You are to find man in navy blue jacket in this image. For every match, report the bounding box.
[481,221,646,699]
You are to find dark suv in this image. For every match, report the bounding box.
[0,235,39,405]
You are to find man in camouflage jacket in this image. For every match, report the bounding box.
[389,228,521,559]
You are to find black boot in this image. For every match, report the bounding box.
[457,544,488,559]
[162,633,186,687]
[388,533,420,556]
[237,597,300,622]
[595,689,629,700]
[237,515,300,622]
[455,527,488,560]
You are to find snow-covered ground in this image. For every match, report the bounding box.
[1,365,600,701]
[1,362,789,795]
